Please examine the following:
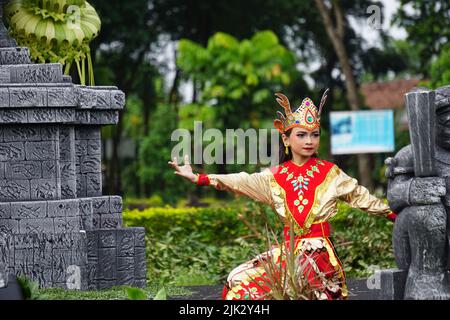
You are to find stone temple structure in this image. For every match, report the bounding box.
[0,3,146,290]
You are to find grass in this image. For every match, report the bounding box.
[34,284,192,300]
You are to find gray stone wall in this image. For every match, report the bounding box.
[0,22,147,290]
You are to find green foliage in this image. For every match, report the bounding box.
[125,287,148,300]
[430,44,450,89]
[123,205,248,244]
[330,202,396,278]
[121,198,395,288]
[394,0,450,76]
[138,103,194,205]
[153,287,168,300]
[16,276,47,300]
[177,31,303,128]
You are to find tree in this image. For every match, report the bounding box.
[177,31,306,177]
[394,0,450,76]
[314,0,374,190]
[89,0,158,195]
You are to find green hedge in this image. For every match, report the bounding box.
[330,201,396,277]
[123,205,249,245]
[122,198,397,284]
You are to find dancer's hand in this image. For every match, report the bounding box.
[168,154,197,184]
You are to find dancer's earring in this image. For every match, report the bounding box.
[285,144,289,155]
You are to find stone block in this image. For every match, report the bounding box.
[13,233,41,250]
[133,279,147,288]
[74,110,89,123]
[0,218,19,234]
[75,127,100,140]
[98,248,116,280]
[58,127,74,160]
[87,139,101,156]
[0,162,4,179]
[41,126,59,141]
[116,270,134,286]
[0,68,9,83]
[75,140,87,157]
[117,257,134,273]
[47,199,79,218]
[27,109,56,123]
[0,109,27,123]
[86,172,101,196]
[13,248,34,276]
[6,161,41,179]
[80,214,93,231]
[61,179,77,199]
[95,90,111,109]
[0,48,31,65]
[33,250,53,286]
[42,160,58,179]
[100,213,121,229]
[111,90,126,109]
[133,227,146,247]
[3,126,41,142]
[76,174,86,197]
[30,179,58,199]
[109,196,123,213]
[11,201,47,219]
[0,179,30,201]
[80,155,100,174]
[0,202,11,218]
[77,86,97,108]
[97,279,116,290]
[19,218,54,234]
[78,198,93,216]
[92,197,110,214]
[93,89,111,109]
[92,213,100,229]
[52,249,72,283]
[86,231,98,258]
[117,229,134,257]
[98,230,116,248]
[0,88,8,108]
[9,87,47,107]
[0,142,25,161]
[134,246,147,279]
[25,141,57,160]
[47,86,76,107]
[89,110,119,125]
[9,64,62,83]
[55,108,75,123]
[54,217,80,233]
[51,232,78,249]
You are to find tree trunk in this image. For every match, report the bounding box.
[314,0,373,190]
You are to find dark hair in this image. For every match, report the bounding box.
[277,127,320,165]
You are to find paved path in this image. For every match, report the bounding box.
[169,278,381,300]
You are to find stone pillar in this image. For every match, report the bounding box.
[0,2,146,289]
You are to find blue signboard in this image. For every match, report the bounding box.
[330,110,395,154]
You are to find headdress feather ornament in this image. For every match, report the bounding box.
[273,89,329,134]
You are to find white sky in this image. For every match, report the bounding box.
[155,0,407,102]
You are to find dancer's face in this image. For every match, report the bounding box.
[282,127,320,158]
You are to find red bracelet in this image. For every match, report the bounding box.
[387,212,397,222]
[197,173,210,186]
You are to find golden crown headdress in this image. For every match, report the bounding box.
[273,89,329,134]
